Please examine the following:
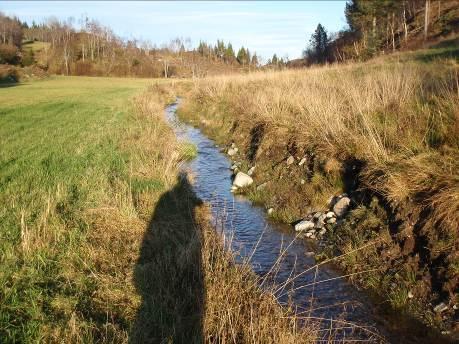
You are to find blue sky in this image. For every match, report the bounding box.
[1,1,348,60]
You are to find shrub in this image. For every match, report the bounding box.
[0,64,19,83]
[0,44,20,65]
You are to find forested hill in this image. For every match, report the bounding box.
[295,0,459,67]
[0,14,264,79]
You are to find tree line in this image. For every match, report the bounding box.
[0,13,266,78]
[197,40,260,66]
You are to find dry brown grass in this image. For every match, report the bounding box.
[182,59,459,233]
[177,54,459,336]
[199,206,316,343]
[202,214,389,343]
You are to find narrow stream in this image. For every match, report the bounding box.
[166,101,391,342]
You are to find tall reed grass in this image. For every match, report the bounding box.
[184,59,458,233]
[177,55,459,336]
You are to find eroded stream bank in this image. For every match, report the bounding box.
[165,101,454,343]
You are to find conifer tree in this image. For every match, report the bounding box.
[237,46,249,65]
[225,43,235,62]
[309,23,329,63]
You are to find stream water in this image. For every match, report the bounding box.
[165,101,395,343]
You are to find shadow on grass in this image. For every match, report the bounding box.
[414,37,459,62]
[131,173,205,343]
[0,81,20,88]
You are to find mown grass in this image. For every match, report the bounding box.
[0,76,317,343]
[0,76,158,342]
[177,46,459,336]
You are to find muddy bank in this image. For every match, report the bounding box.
[176,96,458,341]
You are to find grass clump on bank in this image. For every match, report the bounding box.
[0,76,316,343]
[177,50,459,335]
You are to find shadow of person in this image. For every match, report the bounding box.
[131,172,204,344]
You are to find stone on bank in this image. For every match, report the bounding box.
[295,220,315,232]
[233,172,254,188]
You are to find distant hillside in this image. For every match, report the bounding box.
[1,13,263,79]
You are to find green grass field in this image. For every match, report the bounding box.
[0,76,157,342]
[0,76,315,343]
